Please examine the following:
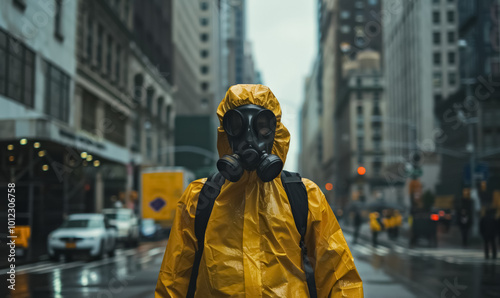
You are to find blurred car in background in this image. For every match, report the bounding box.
[48,213,116,261]
[140,219,163,240]
[103,208,140,247]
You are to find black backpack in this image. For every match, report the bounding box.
[186,171,317,298]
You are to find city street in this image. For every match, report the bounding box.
[1,241,166,298]
[2,232,499,298]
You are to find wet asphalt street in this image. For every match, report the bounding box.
[1,234,499,298]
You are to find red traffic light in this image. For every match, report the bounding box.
[325,183,333,191]
[430,214,439,221]
[357,166,366,175]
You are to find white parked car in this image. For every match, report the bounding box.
[48,213,117,261]
[103,208,139,247]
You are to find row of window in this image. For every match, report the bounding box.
[433,31,455,44]
[85,18,124,85]
[433,71,457,86]
[0,29,72,123]
[433,51,456,65]
[433,10,455,24]
[0,29,35,108]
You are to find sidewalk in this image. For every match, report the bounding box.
[341,221,483,250]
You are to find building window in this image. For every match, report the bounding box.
[0,29,35,108]
[433,32,441,44]
[45,62,70,122]
[433,0,440,3]
[447,31,455,43]
[201,98,208,108]
[54,0,64,40]
[434,94,442,103]
[86,17,93,61]
[201,50,209,58]
[115,45,121,83]
[201,65,209,74]
[82,91,97,132]
[146,87,154,114]
[200,33,209,42]
[97,24,103,69]
[341,25,350,34]
[355,14,364,23]
[340,11,350,19]
[357,90,363,99]
[200,18,209,26]
[13,0,26,10]
[368,0,378,5]
[355,1,364,9]
[447,11,455,23]
[433,52,441,65]
[433,72,442,86]
[106,35,113,76]
[105,103,126,146]
[448,52,456,64]
[201,82,209,91]
[200,2,208,10]
[433,11,440,23]
[448,72,457,85]
[166,105,172,127]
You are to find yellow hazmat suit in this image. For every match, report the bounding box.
[155,84,363,297]
[369,212,382,232]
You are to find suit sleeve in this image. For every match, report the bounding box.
[303,179,364,298]
[155,179,206,298]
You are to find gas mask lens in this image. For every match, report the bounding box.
[254,109,276,137]
[223,109,245,137]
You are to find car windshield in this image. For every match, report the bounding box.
[61,219,102,228]
[142,220,154,227]
[104,213,130,221]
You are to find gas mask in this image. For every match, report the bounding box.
[217,104,284,182]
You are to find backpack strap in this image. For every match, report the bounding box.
[187,172,225,298]
[281,170,318,298]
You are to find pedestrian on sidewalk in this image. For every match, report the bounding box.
[393,210,402,240]
[353,210,362,244]
[458,208,472,247]
[480,208,497,260]
[370,212,382,247]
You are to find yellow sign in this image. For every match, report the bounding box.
[142,172,184,221]
[14,226,31,248]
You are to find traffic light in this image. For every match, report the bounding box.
[357,166,366,175]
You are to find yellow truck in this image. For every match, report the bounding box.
[141,167,194,228]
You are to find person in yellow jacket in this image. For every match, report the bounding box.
[393,210,403,239]
[369,212,382,247]
[155,85,363,297]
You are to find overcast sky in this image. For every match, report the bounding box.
[247,1,317,171]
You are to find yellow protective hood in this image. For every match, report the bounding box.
[216,84,290,164]
[156,84,363,297]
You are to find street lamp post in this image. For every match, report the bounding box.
[458,39,481,213]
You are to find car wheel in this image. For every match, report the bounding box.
[65,253,73,262]
[95,240,105,260]
[49,253,59,262]
[108,241,116,257]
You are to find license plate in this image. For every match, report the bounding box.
[65,242,76,249]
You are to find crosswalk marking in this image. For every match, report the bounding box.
[1,246,166,276]
[346,233,500,265]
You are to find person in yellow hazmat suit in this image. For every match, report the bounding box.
[369,212,382,247]
[155,85,363,297]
